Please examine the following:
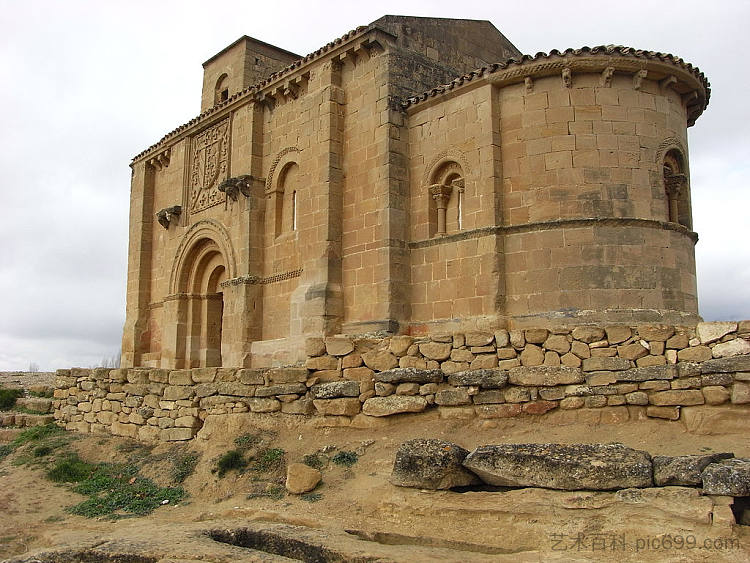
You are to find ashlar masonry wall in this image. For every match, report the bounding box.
[54,321,750,442]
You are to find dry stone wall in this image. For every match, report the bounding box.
[54,321,750,442]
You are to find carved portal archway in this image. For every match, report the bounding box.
[171,232,231,368]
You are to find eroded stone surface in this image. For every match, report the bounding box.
[463,443,653,490]
[391,438,479,489]
[653,453,734,486]
[701,458,750,495]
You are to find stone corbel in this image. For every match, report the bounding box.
[147,148,171,170]
[524,76,534,94]
[681,90,698,106]
[283,79,300,100]
[156,205,182,229]
[660,75,677,93]
[633,69,648,90]
[219,175,258,201]
[430,184,453,235]
[600,66,615,88]
[562,67,572,89]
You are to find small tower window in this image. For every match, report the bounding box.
[663,149,691,229]
[214,73,229,105]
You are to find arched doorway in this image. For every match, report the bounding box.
[180,238,227,367]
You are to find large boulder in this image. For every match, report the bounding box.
[701,458,750,495]
[391,439,480,490]
[286,463,322,494]
[463,443,653,490]
[653,453,734,486]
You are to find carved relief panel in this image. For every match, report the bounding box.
[189,118,230,213]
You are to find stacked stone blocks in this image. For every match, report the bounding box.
[54,321,750,441]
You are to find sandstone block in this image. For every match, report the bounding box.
[375,382,395,396]
[342,366,374,382]
[712,338,750,358]
[194,383,218,398]
[245,398,281,413]
[465,331,494,347]
[646,406,680,420]
[305,337,326,357]
[430,333,452,343]
[286,463,321,494]
[325,337,354,357]
[399,356,427,369]
[396,382,420,395]
[696,321,737,344]
[126,370,149,384]
[162,386,193,401]
[362,396,427,417]
[361,350,399,371]
[470,354,498,370]
[175,415,200,428]
[310,381,360,399]
[570,341,591,359]
[435,388,471,406]
[504,387,531,403]
[585,372,616,386]
[539,387,565,400]
[582,357,631,372]
[306,355,339,371]
[625,391,649,405]
[701,373,733,387]
[509,330,525,349]
[313,398,360,416]
[605,326,631,344]
[473,390,505,404]
[111,421,138,438]
[475,404,522,418]
[341,352,362,369]
[148,369,170,383]
[571,327,605,343]
[560,396,584,409]
[617,342,649,360]
[509,366,583,386]
[375,368,443,384]
[731,382,750,404]
[584,396,607,408]
[650,390,704,406]
[677,346,712,363]
[636,325,675,342]
[265,367,307,384]
[498,358,521,369]
[168,370,193,385]
[519,344,544,366]
[496,347,517,360]
[463,443,652,490]
[389,336,414,356]
[391,439,479,490]
[161,427,194,441]
[544,334,570,354]
[653,453,734,486]
[636,355,667,367]
[522,400,558,415]
[700,355,750,374]
[440,361,469,374]
[560,352,582,367]
[418,342,452,361]
[216,382,255,397]
[494,329,510,348]
[666,333,690,349]
[137,425,160,443]
[617,365,675,382]
[281,398,315,415]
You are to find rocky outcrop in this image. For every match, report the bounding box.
[462,443,653,490]
[701,458,750,495]
[391,438,480,489]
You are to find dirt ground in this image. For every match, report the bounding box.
[1,411,749,562]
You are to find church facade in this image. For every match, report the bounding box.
[121,16,709,369]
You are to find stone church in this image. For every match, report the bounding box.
[121,15,709,369]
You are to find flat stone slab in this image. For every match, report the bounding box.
[700,356,750,374]
[310,381,360,399]
[391,438,480,490]
[463,443,653,490]
[374,368,443,384]
[653,453,734,486]
[447,369,508,388]
[508,366,583,386]
[701,458,750,495]
[362,395,427,417]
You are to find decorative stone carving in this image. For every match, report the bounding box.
[156,206,182,229]
[660,75,677,93]
[633,69,648,90]
[218,175,256,201]
[190,118,230,213]
[600,66,615,87]
[524,76,534,93]
[147,148,171,170]
[561,67,572,88]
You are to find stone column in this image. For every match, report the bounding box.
[121,161,155,367]
[429,184,453,235]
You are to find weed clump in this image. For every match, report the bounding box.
[332,450,358,467]
[47,455,96,483]
[0,445,13,460]
[302,453,326,470]
[0,387,23,410]
[216,450,246,477]
[12,424,65,447]
[171,452,199,483]
[251,448,285,472]
[301,492,322,503]
[234,433,260,450]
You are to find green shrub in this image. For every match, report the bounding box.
[0,445,13,460]
[12,423,65,447]
[302,453,326,470]
[251,448,285,472]
[0,388,23,410]
[47,455,96,483]
[216,450,246,476]
[33,445,53,457]
[234,433,260,450]
[332,450,358,467]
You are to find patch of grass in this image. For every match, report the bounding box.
[33,445,53,457]
[11,423,65,447]
[247,484,285,500]
[0,445,13,460]
[216,450,246,477]
[12,406,49,415]
[331,450,358,467]
[234,433,260,450]
[301,492,322,503]
[0,387,23,410]
[171,452,199,483]
[250,447,285,472]
[302,453,326,470]
[29,390,54,398]
[47,455,97,483]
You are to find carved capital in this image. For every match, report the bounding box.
[429,184,453,207]
[660,75,677,93]
[664,172,687,197]
[156,205,182,229]
[633,69,648,90]
[600,66,615,87]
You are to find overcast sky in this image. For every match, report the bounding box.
[1,0,748,371]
